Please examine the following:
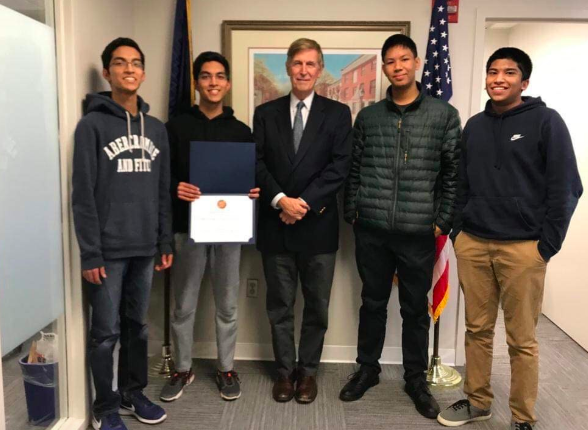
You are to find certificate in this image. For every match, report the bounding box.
[189,140,256,244]
[190,195,255,244]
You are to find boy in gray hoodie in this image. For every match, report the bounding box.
[72,37,173,430]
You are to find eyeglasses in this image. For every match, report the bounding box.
[110,59,144,70]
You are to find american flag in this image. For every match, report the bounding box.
[423,0,453,322]
[431,235,450,322]
[422,0,453,102]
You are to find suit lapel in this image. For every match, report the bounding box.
[292,95,325,169]
[274,96,295,164]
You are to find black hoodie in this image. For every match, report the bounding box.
[452,96,583,261]
[166,105,253,233]
[72,92,173,270]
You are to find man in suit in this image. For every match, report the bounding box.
[254,38,353,404]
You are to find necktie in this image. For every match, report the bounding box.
[293,101,305,153]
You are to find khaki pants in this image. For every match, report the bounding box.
[454,232,547,424]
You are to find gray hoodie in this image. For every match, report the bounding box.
[72,92,172,270]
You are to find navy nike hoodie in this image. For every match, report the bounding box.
[72,92,173,270]
[452,96,582,261]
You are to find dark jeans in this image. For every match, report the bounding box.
[85,256,154,418]
[262,252,336,377]
[354,224,435,383]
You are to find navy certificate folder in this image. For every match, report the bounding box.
[189,141,255,193]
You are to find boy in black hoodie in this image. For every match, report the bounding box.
[438,48,582,429]
[159,52,259,403]
[72,38,172,430]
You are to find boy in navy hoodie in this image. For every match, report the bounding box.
[438,48,582,429]
[72,38,173,430]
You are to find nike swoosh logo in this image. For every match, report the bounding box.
[510,134,525,141]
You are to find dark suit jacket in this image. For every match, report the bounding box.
[254,94,353,253]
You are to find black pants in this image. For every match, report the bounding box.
[262,251,336,377]
[354,224,435,383]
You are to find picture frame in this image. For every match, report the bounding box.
[221,20,411,125]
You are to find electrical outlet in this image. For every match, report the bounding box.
[246,279,258,298]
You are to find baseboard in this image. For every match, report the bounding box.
[149,341,456,366]
[52,417,87,430]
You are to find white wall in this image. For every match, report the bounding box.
[504,22,588,350]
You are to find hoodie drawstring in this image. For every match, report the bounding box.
[125,111,133,154]
[125,110,146,161]
[140,111,145,161]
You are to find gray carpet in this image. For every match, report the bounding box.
[137,314,588,430]
[3,313,588,429]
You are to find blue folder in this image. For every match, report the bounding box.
[189,141,255,193]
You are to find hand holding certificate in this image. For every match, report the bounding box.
[189,141,256,244]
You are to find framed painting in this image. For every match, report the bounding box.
[221,20,410,125]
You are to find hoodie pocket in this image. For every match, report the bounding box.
[514,198,544,231]
[462,196,543,236]
[102,200,158,246]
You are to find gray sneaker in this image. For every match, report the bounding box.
[511,422,533,430]
[437,399,492,426]
[159,369,195,402]
[216,370,241,400]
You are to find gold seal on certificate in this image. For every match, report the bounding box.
[217,200,227,209]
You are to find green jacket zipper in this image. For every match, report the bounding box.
[391,116,402,229]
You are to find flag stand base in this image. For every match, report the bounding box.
[149,344,174,379]
[426,355,462,387]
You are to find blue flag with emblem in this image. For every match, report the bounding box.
[168,0,194,119]
[421,0,453,102]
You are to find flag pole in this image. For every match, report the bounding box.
[159,269,175,376]
[423,0,461,388]
[426,315,461,386]
[149,268,175,378]
[151,0,193,378]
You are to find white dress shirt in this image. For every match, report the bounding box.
[271,92,315,209]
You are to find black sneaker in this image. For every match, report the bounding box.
[339,368,380,401]
[404,379,440,419]
[159,369,195,402]
[512,422,534,430]
[216,370,241,400]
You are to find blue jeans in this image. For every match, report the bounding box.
[85,256,154,418]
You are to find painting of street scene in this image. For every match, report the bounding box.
[250,49,382,123]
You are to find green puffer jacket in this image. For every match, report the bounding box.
[344,84,461,235]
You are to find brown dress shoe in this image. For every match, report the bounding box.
[272,375,295,402]
[295,375,317,404]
